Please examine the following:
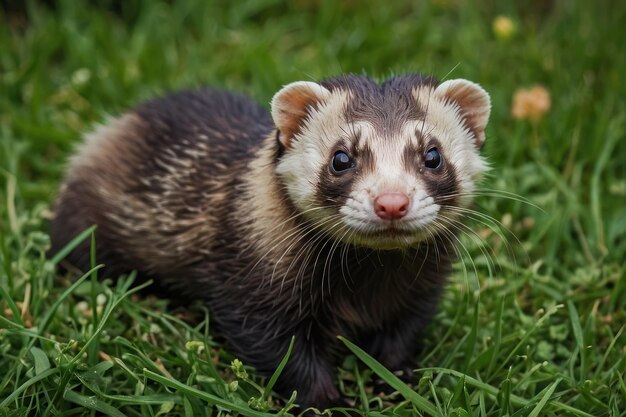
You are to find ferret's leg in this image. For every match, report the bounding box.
[364,326,419,375]
[269,336,342,411]
[224,323,342,411]
[365,293,442,377]
[360,311,437,390]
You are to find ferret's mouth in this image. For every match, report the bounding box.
[333,207,440,249]
[363,228,415,238]
[354,227,428,249]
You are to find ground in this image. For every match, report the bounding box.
[0,1,625,416]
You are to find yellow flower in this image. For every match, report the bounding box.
[493,15,515,40]
[511,86,551,122]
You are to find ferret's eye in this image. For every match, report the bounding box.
[424,147,442,169]
[330,151,354,174]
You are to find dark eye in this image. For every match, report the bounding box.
[424,147,442,169]
[330,151,354,174]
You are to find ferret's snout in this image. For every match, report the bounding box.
[374,192,410,220]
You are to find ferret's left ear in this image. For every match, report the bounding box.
[271,81,332,148]
[435,79,491,148]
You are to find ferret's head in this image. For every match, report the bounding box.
[271,74,490,249]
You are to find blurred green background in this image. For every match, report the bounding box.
[0,1,624,415]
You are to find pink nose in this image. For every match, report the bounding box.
[374,192,410,220]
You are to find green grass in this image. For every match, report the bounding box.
[1,0,625,416]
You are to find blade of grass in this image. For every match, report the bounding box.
[353,361,370,413]
[0,368,59,409]
[0,317,57,342]
[448,374,466,409]
[590,113,623,256]
[595,325,624,378]
[421,367,594,417]
[497,304,564,375]
[487,296,505,377]
[48,225,96,266]
[338,336,440,416]
[527,378,561,417]
[43,274,149,415]
[496,375,512,416]
[0,231,15,292]
[463,301,479,372]
[617,370,626,397]
[262,335,294,402]
[29,346,51,375]
[0,283,22,327]
[31,265,102,343]
[428,382,444,416]
[183,396,195,417]
[92,394,183,406]
[88,230,100,366]
[113,338,169,376]
[143,369,277,417]
[5,171,18,235]
[63,389,128,417]
[2,263,104,402]
[567,300,585,381]
[69,276,152,368]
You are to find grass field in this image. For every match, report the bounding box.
[1,0,625,416]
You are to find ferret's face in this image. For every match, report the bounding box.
[272,75,490,249]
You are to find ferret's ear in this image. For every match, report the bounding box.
[435,79,491,148]
[271,81,332,148]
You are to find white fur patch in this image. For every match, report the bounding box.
[275,89,351,217]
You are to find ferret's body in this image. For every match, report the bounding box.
[51,75,491,409]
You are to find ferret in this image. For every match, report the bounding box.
[50,74,491,410]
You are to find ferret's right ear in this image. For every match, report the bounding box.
[271,81,332,148]
[435,79,491,148]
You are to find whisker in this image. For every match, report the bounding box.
[437,215,497,280]
[432,218,481,290]
[438,188,543,212]
[324,222,354,296]
[310,219,347,303]
[238,205,346,285]
[277,214,345,290]
[442,205,527,267]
